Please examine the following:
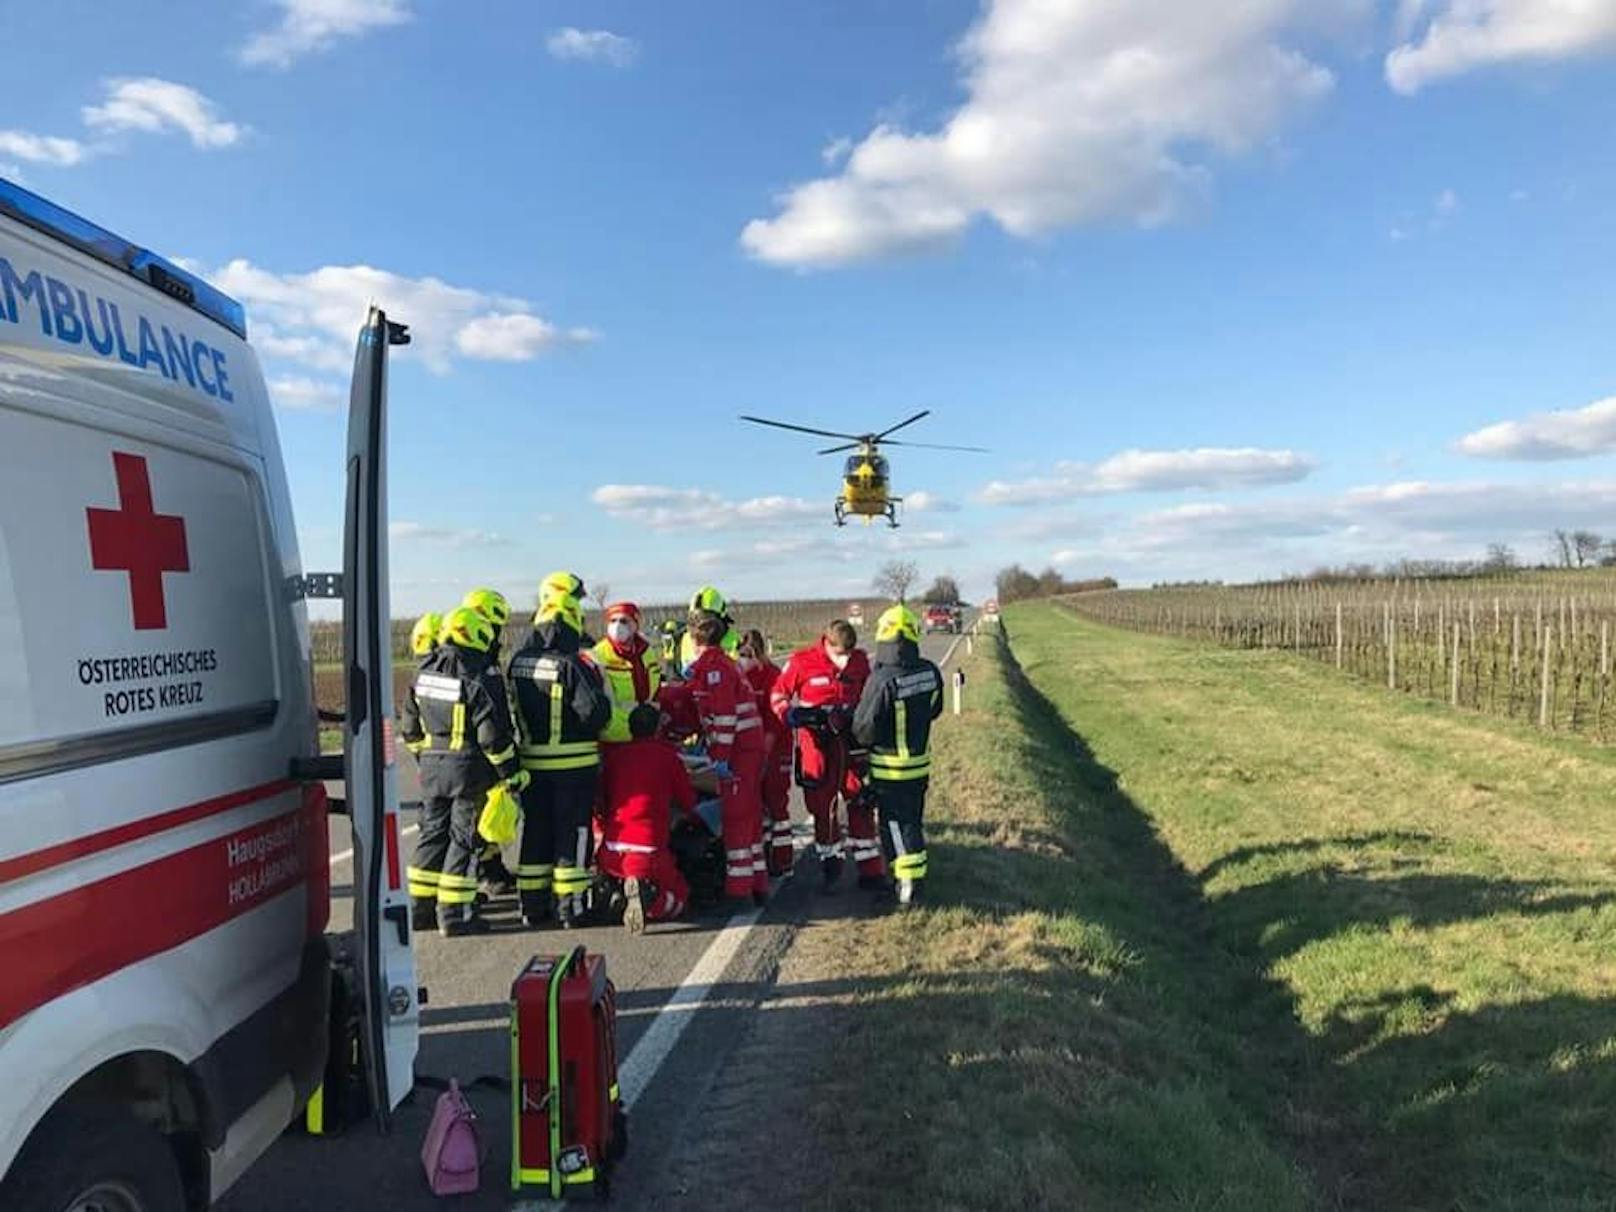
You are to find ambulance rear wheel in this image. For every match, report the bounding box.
[0,1101,185,1212]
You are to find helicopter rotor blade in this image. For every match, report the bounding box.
[816,442,863,455]
[882,439,991,453]
[875,410,932,441]
[740,415,864,442]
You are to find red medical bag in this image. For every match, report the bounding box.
[510,947,628,1200]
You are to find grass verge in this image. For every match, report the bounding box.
[778,625,1317,1211]
[1003,601,1616,1209]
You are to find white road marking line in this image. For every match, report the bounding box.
[330,823,419,868]
[617,906,764,1107]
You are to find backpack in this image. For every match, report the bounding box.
[421,1079,481,1196]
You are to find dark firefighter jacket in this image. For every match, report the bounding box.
[400,643,521,794]
[852,638,944,783]
[508,620,613,773]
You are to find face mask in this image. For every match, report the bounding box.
[828,650,850,670]
[607,620,636,645]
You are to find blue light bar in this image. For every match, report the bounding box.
[0,176,246,339]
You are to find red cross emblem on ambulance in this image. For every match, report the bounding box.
[85,451,191,630]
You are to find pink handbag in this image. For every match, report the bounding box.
[421,1079,482,1196]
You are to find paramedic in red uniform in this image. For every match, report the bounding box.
[738,628,793,876]
[599,704,699,933]
[687,613,769,904]
[770,619,883,890]
[401,607,526,937]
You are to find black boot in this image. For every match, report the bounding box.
[480,851,517,896]
[856,873,887,892]
[439,913,490,938]
[411,901,437,932]
[520,892,555,929]
[820,855,844,892]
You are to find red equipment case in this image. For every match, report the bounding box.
[510,947,628,1200]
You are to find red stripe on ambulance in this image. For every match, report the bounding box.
[0,783,324,1029]
[0,779,295,886]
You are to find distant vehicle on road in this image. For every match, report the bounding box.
[923,604,962,634]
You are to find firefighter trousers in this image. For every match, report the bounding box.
[872,778,928,887]
[410,764,485,927]
[517,769,598,922]
[762,734,794,874]
[720,746,768,899]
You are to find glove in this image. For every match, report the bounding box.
[828,707,852,734]
[712,760,734,781]
[505,770,531,794]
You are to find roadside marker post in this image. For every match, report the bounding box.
[953,668,966,716]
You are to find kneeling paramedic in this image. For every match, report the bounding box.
[509,577,612,928]
[463,586,521,896]
[599,703,699,933]
[852,604,943,908]
[688,613,769,903]
[401,607,526,937]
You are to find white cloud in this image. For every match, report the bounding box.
[1386,0,1616,93]
[1035,476,1616,584]
[593,484,822,532]
[741,0,1344,268]
[821,136,854,166]
[242,0,412,68]
[1434,186,1460,214]
[83,78,244,149]
[546,28,640,67]
[390,521,511,548]
[904,490,962,513]
[1456,395,1616,460]
[979,447,1317,504]
[456,313,598,361]
[269,375,344,411]
[0,130,87,167]
[201,260,596,375]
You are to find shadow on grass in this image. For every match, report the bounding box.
[1001,622,1616,1210]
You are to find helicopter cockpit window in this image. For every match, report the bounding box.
[844,455,864,476]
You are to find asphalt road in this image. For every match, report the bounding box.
[218,629,967,1211]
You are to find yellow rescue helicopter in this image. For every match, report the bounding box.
[740,410,986,528]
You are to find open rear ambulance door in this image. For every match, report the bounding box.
[342,305,418,1131]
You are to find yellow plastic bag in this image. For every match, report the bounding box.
[478,784,521,845]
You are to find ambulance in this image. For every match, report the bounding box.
[0,178,418,1209]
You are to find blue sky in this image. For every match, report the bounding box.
[6,0,1616,613]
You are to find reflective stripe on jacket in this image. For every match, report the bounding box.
[508,622,612,772]
[592,635,663,744]
[851,639,943,783]
[398,645,520,790]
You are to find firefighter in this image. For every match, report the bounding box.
[462,587,520,896]
[852,604,944,909]
[599,703,699,933]
[770,619,880,891]
[400,607,527,937]
[593,601,661,746]
[508,578,612,928]
[659,617,687,682]
[679,584,740,669]
[738,628,794,876]
[687,612,769,903]
[410,611,443,660]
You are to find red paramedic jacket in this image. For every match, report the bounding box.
[687,646,765,764]
[770,642,870,783]
[741,656,789,744]
[601,736,697,854]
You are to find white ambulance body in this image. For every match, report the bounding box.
[0,179,417,1209]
